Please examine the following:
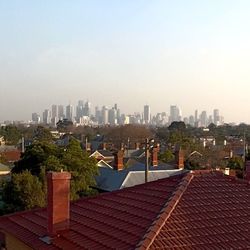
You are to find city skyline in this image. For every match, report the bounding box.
[1,1,250,123]
[29,101,224,127]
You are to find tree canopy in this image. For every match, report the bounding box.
[1,170,45,213]
[12,138,98,200]
[0,125,21,145]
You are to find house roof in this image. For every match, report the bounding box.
[1,171,250,249]
[95,162,180,191]
[90,150,114,158]
[0,173,184,250]
[0,150,21,162]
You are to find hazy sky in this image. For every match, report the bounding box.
[1,0,250,123]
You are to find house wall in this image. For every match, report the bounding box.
[1,231,33,250]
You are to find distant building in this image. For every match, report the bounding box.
[58,105,64,120]
[31,113,40,124]
[169,105,181,123]
[101,106,109,125]
[42,109,51,124]
[51,105,58,119]
[144,105,151,124]
[66,104,74,122]
[200,111,207,127]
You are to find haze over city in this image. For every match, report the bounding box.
[1,1,250,123]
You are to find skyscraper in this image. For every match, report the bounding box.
[42,109,51,124]
[58,105,64,120]
[102,106,109,124]
[66,104,74,121]
[213,109,220,125]
[32,113,40,123]
[51,105,58,119]
[144,105,151,124]
[200,111,207,127]
[169,105,180,123]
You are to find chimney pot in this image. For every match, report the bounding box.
[47,171,71,237]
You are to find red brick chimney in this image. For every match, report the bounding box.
[114,150,124,171]
[47,171,71,237]
[175,149,184,169]
[151,147,158,167]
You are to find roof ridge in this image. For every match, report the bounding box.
[135,172,194,250]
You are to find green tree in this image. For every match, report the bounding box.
[227,156,244,170]
[2,170,45,213]
[168,121,186,131]
[12,141,59,175]
[33,126,53,142]
[0,125,21,145]
[159,150,175,163]
[12,138,98,200]
[61,139,98,199]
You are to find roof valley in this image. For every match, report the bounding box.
[135,173,194,250]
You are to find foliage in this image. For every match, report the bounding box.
[1,170,45,213]
[33,126,53,142]
[168,121,186,131]
[60,139,98,199]
[57,119,74,132]
[104,125,153,146]
[0,125,21,145]
[12,140,59,175]
[227,156,244,170]
[12,138,98,200]
[159,150,175,163]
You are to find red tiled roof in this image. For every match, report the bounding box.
[0,150,21,162]
[145,171,250,249]
[1,171,250,249]
[0,174,184,250]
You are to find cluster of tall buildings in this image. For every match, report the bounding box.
[31,102,223,127]
[168,106,223,127]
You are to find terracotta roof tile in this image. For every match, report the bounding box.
[0,174,184,249]
[148,172,250,249]
[2,171,250,249]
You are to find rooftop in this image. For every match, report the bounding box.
[1,171,250,249]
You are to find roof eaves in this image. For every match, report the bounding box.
[135,172,194,250]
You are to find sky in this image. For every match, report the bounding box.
[1,0,250,123]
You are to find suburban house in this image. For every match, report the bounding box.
[1,167,250,249]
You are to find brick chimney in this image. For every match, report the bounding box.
[175,149,184,169]
[47,171,71,237]
[151,147,158,167]
[114,150,124,171]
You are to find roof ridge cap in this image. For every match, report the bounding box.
[135,172,194,250]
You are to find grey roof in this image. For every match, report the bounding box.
[123,149,145,158]
[95,167,186,192]
[97,150,114,157]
